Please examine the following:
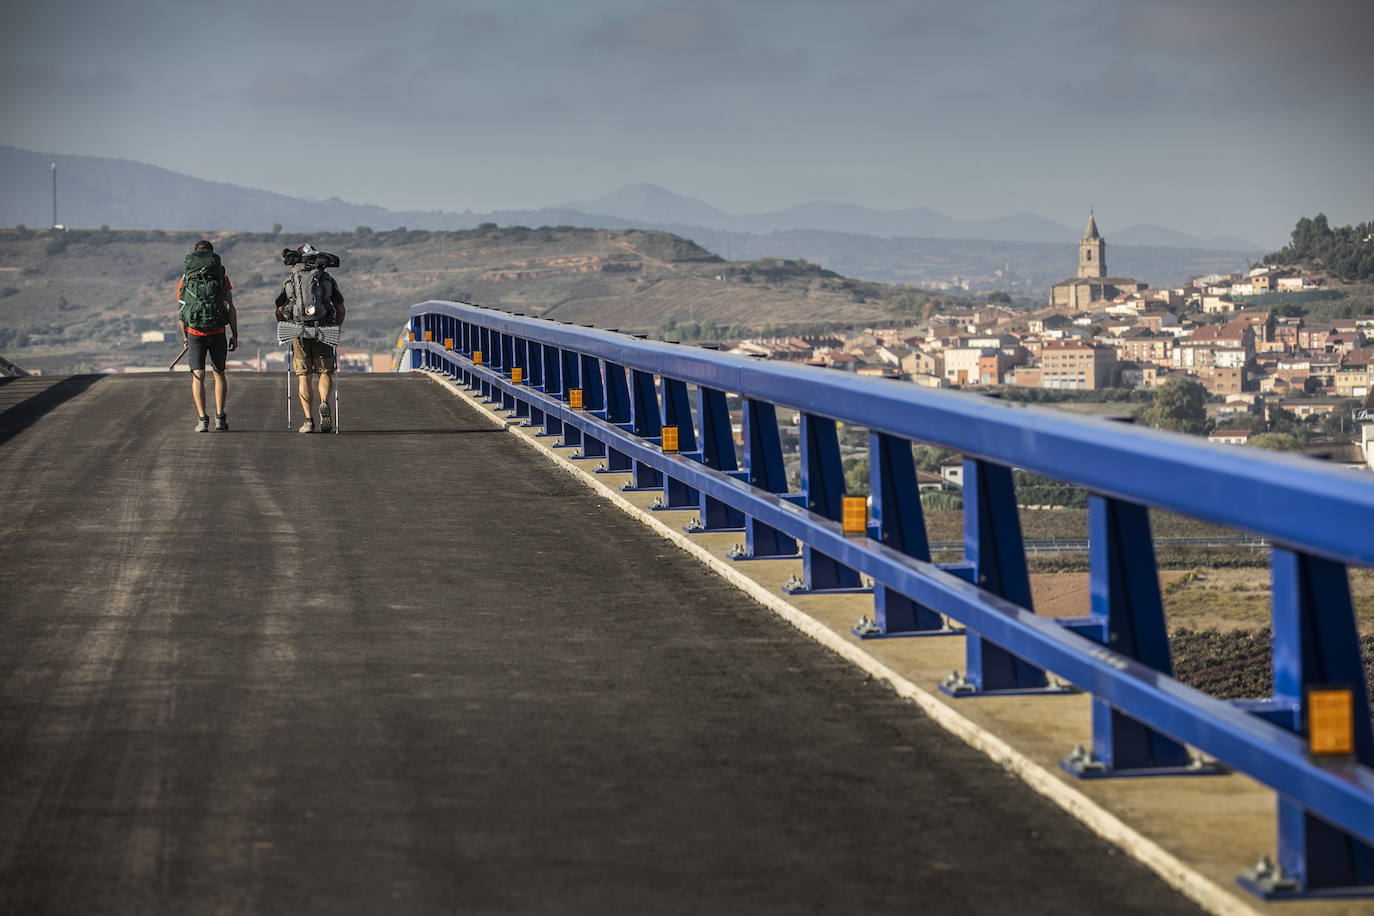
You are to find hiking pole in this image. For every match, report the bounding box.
[285,348,292,429]
[168,341,188,371]
[334,350,340,435]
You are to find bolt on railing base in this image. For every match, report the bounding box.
[780,574,873,597]
[1061,744,1222,780]
[850,614,962,640]
[1237,854,1374,900]
[683,517,744,534]
[726,543,799,562]
[938,669,1074,699]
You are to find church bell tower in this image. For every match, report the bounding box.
[1078,212,1106,279]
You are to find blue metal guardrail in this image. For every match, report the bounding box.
[409,300,1374,900]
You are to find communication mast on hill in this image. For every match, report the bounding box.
[51,162,58,229]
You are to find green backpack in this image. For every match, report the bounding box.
[178,250,229,330]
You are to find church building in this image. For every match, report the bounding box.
[1050,213,1146,310]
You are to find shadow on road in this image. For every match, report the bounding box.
[0,375,104,448]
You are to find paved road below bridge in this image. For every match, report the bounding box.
[0,373,1202,915]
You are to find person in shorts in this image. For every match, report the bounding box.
[275,246,345,433]
[177,240,239,431]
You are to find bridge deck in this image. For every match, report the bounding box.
[0,373,1213,913]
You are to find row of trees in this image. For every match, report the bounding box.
[1263,213,1374,281]
[1135,374,1360,451]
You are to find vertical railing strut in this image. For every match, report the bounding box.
[854,432,953,637]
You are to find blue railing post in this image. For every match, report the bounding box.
[628,369,664,490]
[1061,496,1199,776]
[692,386,745,531]
[527,337,544,388]
[1246,548,1374,897]
[946,459,1057,695]
[659,377,699,510]
[599,361,634,473]
[479,327,494,400]
[409,316,422,369]
[512,337,531,420]
[737,399,797,560]
[559,348,582,449]
[578,353,606,459]
[535,344,561,438]
[446,318,455,377]
[500,332,517,412]
[856,432,952,637]
[790,413,862,592]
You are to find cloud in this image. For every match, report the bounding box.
[0,64,135,96]
[585,2,738,55]
[580,1,808,84]
[1119,0,1374,107]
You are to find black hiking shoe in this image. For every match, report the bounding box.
[195,415,209,432]
[214,414,228,431]
[318,401,333,434]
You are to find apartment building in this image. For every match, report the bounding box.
[1116,333,1173,368]
[1036,340,1117,390]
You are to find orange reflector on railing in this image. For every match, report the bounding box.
[842,496,868,535]
[444,338,454,350]
[408,331,416,341]
[662,426,679,453]
[1308,687,1355,757]
[569,388,583,409]
[473,350,483,366]
[512,367,523,384]
[424,330,433,341]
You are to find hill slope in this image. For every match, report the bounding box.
[0,226,967,373]
[3,146,1259,297]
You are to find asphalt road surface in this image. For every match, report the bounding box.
[0,373,1203,915]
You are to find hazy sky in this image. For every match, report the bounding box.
[2,0,1371,248]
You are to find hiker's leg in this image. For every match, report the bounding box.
[291,340,312,419]
[297,373,314,419]
[191,369,206,417]
[317,371,332,405]
[206,333,229,415]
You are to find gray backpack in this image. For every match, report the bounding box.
[284,268,338,325]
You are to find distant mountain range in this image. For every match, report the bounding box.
[558,183,1262,251]
[0,145,1263,293]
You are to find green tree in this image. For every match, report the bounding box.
[1316,400,1360,439]
[1136,376,1209,435]
[913,446,955,472]
[1214,413,1265,433]
[843,457,870,497]
[1265,213,1374,280]
[1267,406,1303,437]
[1247,432,1304,452]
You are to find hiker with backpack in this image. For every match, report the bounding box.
[275,244,345,433]
[176,239,239,431]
